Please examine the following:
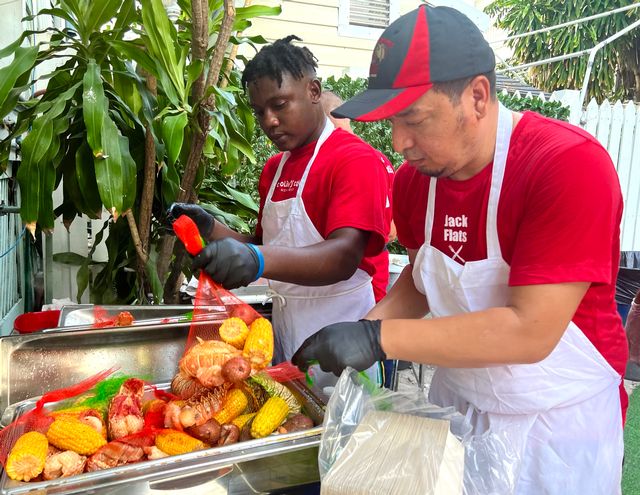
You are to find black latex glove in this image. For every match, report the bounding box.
[192,237,262,289]
[292,320,386,376]
[167,203,216,240]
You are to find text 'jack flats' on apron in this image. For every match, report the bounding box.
[261,118,382,396]
[412,104,623,494]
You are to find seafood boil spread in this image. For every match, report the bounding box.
[2,316,316,484]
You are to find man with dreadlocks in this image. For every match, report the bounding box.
[169,36,391,393]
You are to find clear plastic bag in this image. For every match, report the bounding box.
[319,368,522,495]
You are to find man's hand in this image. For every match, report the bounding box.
[192,238,264,289]
[292,320,386,376]
[167,203,216,240]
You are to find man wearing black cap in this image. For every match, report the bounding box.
[293,5,626,493]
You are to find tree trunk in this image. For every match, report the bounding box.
[157,0,236,301]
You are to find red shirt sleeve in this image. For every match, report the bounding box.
[508,140,622,286]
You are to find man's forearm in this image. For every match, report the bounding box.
[380,280,587,368]
[380,307,555,367]
[260,241,361,286]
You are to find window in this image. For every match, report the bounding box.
[338,0,400,39]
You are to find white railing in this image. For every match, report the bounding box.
[503,89,640,252]
[0,161,24,335]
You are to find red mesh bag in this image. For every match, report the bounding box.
[264,361,305,383]
[0,367,118,467]
[172,215,262,352]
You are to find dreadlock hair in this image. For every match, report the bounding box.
[241,35,318,89]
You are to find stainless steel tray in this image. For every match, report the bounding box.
[57,305,204,328]
[55,300,271,333]
[58,287,272,329]
[0,325,325,494]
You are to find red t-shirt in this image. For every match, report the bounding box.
[370,153,395,302]
[256,128,391,280]
[393,111,628,415]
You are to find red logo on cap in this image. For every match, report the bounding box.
[370,38,394,79]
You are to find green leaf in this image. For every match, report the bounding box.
[85,0,122,35]
[36,7,80,32]
[113,0,137,33]
[200,202,252,233]
[235,5,281,20]
[17,117,54,225]
[161,111,188,166]
[118,134,138,213]
[83,60,106,153]
[228,126,255,163]
[145,255,163,304]
[76,263,90,302]
[160,160,180,205]
[221,145,239,175]
[0,34,31,59]
[222,183,258,213]
[62,143,88,214]
[186,59,204,94]
[108,40,158,76]
[53,252,90,265]
[94,111,133,216]
[38,159,57,230]
[0,46,38,121]
[140,0,185,102]
[76,141,103,218]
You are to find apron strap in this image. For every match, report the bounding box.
[486,103,512,260]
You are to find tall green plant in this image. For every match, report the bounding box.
[485,0,640,102]
[0,0,279,303]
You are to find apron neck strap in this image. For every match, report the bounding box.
[266,118,335,203]
[486,103,512,259]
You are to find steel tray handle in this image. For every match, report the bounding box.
[147,465,233,493]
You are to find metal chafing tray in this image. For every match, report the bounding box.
[55,293,271,332]
[0,324,324,494]
[56,304,205,329]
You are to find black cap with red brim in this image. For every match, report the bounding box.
[332,5,495,122]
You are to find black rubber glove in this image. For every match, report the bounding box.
[292,320,386,376]
[167,203,216,240]
[192,237,263,289]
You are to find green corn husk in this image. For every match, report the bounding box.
[249,372,301,414]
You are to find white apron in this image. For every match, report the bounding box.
[413,104,623,494]
[261,118,382,395]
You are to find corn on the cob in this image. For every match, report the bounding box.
[46,417,106,455]
[213,388,249,425]
[232,412,256,430]
[5,431,49,481]
[243,318,273,370]
[243,381,269,412]
[155,430,206,456]
[219,317,250,349]
[250,396,289,439]
[249,372,301,414]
